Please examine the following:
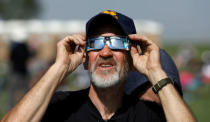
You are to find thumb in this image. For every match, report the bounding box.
[130,45,138,58]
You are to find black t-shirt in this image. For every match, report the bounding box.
[42,88,166,122]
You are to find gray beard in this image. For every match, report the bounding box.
[89,57,129,88]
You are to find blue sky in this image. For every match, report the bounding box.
[38,0,210,42]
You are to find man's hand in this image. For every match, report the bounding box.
[55,34,86,75]
[0,34,87,122]
[129,34,167,85]
[129,34,196,122]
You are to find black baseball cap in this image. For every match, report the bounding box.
[125,49,183,96]
[86,10,136,37]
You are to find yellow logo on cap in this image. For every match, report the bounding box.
[102,10,118,19]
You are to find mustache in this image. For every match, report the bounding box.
[92,57,117,71]
[96,57,117,66]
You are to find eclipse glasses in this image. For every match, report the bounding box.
[86,36,130,52]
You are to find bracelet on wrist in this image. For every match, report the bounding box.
[152,77,174,94]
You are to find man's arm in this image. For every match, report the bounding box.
[1,34,86,122]
[129,34,196,122]
[147,69,195,122]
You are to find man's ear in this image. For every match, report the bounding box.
[83,53,88,70]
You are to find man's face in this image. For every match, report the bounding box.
[88,24,130,88]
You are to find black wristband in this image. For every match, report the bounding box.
[152,78,173,94]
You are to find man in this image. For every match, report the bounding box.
[1,10,195,122]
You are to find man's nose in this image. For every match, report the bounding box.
[98,45,113,57]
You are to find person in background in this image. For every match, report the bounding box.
[7,41,30,108]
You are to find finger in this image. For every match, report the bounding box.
[61,36,79,53]
[136,45,142,54]
[57,37,72,51]
[73,34,86,46]
[129,34,159,52]
[129,34,150,52]
[59,36,78,53]
[72,35,86,54]
[129,34,154,45]
[71,35,82,46]
[130,45,138,58]
[77,45,85,54]
[78,32,86,41]
[129,34,149,41]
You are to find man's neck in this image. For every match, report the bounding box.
[88,82,125,120]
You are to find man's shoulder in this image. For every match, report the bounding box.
[50,88,89,105]
[124,94,162,111]
[136,100,166,122]
[119,95,166,122]
[42,88,90,121]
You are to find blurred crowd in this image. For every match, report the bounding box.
[175,45,210,91]
[0,33,89,114]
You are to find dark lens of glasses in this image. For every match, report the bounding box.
[87,36,130,51]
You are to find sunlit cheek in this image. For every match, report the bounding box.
[88,52,98,71]
[115,56,126,71]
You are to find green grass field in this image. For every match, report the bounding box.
[186,84,210,122]
[163,43,210,121]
